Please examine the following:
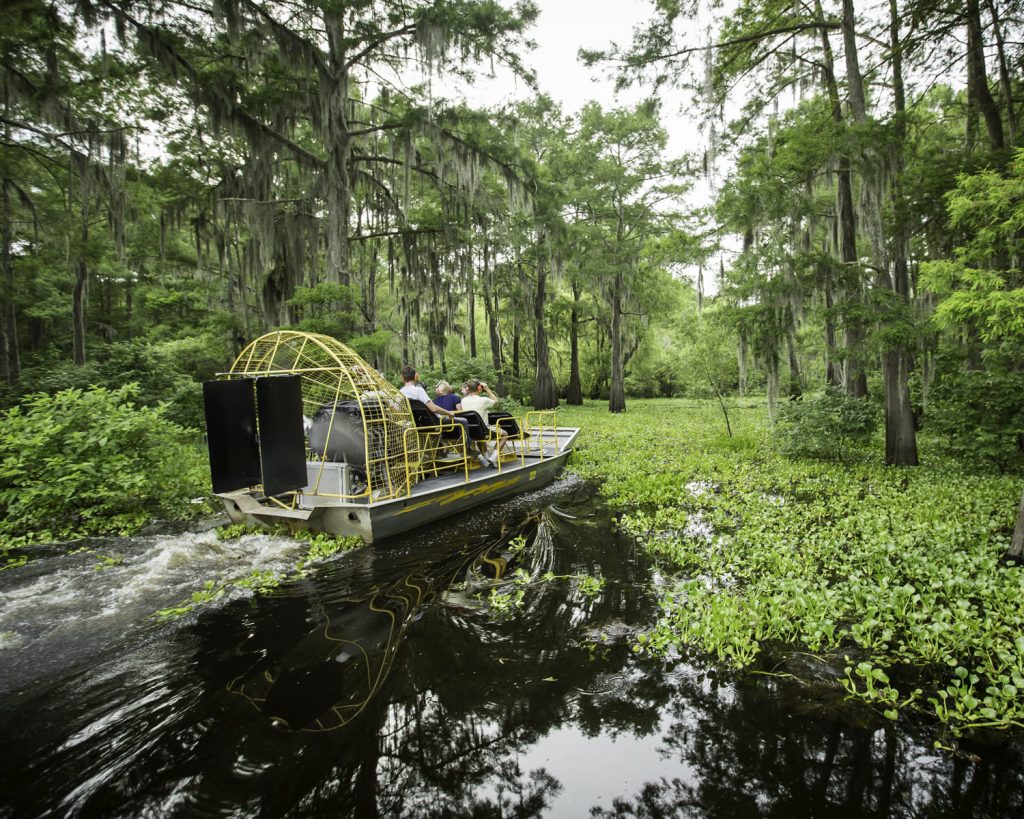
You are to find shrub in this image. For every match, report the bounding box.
[13,337,226,429]
[775,388,878,460]
[925,371,1024,472]
[0,384,209,546]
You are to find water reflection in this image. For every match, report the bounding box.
[223,516,543,732]
[1,480,1022,818]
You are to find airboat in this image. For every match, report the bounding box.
[202,331,579,543]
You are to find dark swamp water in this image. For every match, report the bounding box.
[2,476,1023,818]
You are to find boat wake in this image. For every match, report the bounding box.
[0,529,304,694]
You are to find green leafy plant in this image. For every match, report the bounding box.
[557,398,1024,734]
[925,371,1024,472]
[487,587,525,614]
[295,530,362,564]
[215,523,263,541]
[155,580,226,619]
[0,384,209,548]
[774,388,878,460]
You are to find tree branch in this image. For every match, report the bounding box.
[615,21,841,67]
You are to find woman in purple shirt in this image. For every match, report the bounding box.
[433,380,462,412]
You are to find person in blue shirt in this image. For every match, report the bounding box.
[433,380,462,412]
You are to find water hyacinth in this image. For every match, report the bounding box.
[558,399,1024,735]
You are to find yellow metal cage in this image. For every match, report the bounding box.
[228,331,417,501]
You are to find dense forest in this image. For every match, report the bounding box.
[1,0,1022,540]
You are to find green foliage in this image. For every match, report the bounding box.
[774,389,879,460]
[925,371,1024,472]
[294,529,362,564]
[559,399,1024,734]
[12,337,228,429]
[289,283,361,340]
[0,384,209,547]
[215,523,264,541]
[487,586,526,615]
[575,574,606,598]
[347,329,394,365]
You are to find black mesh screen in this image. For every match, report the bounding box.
[204,379,260,493]
[256,375,307,496]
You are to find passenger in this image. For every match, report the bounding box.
[431,379,470,454]
[433,380,461,412]
[461,379,508,467]
[400,366,456,418]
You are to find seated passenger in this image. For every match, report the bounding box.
[400,366,468,458]
[400,366,456,418]
[432,379,470,454]
[433,380,462,412]
[461,379,508,467]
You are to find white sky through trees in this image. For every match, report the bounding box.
[443,0,721,291]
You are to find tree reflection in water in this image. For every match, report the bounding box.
[193,495,1024,818]
[586,666,1024,818]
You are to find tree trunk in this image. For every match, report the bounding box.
[401,291,410,365]
[765,349,779,425]
[841,0,868,124]
[817,1,866,397]
[1009,490,1024,558]
[884,0,920,466]
[883,349,918,465]
[609,267,626,413]
[984,0,1016,143]
[72,186,89,366]
[511,317,520,383]
[532,241,558,409]
[482,237,505,394]
[566,280,582,405]
[966,0,1005,151]
[467,246,476,358]
[324,11,352,286]
[2,177,19,383]
[786,321,802,398]
[824,283,840,386]
[737,330,748,396]
[366,242,377,331]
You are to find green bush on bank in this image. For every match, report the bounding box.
[8,336,230,429]
[775,388,879,460]
[558,399,1024,736]
[0,384,209,547]
[925,370,1024,473]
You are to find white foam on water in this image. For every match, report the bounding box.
[0,529,304,686]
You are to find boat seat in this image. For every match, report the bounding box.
[403,399,472,480]
[488,411,522,438]
[453,410,491,440]
[407,399,464,441]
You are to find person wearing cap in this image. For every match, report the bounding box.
[461,379,507,467]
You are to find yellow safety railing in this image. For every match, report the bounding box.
[401,416,473,496]
[524,411,558,460]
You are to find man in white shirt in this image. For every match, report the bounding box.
[400,366,455,417]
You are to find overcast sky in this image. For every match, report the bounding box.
[458,0,703,153]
